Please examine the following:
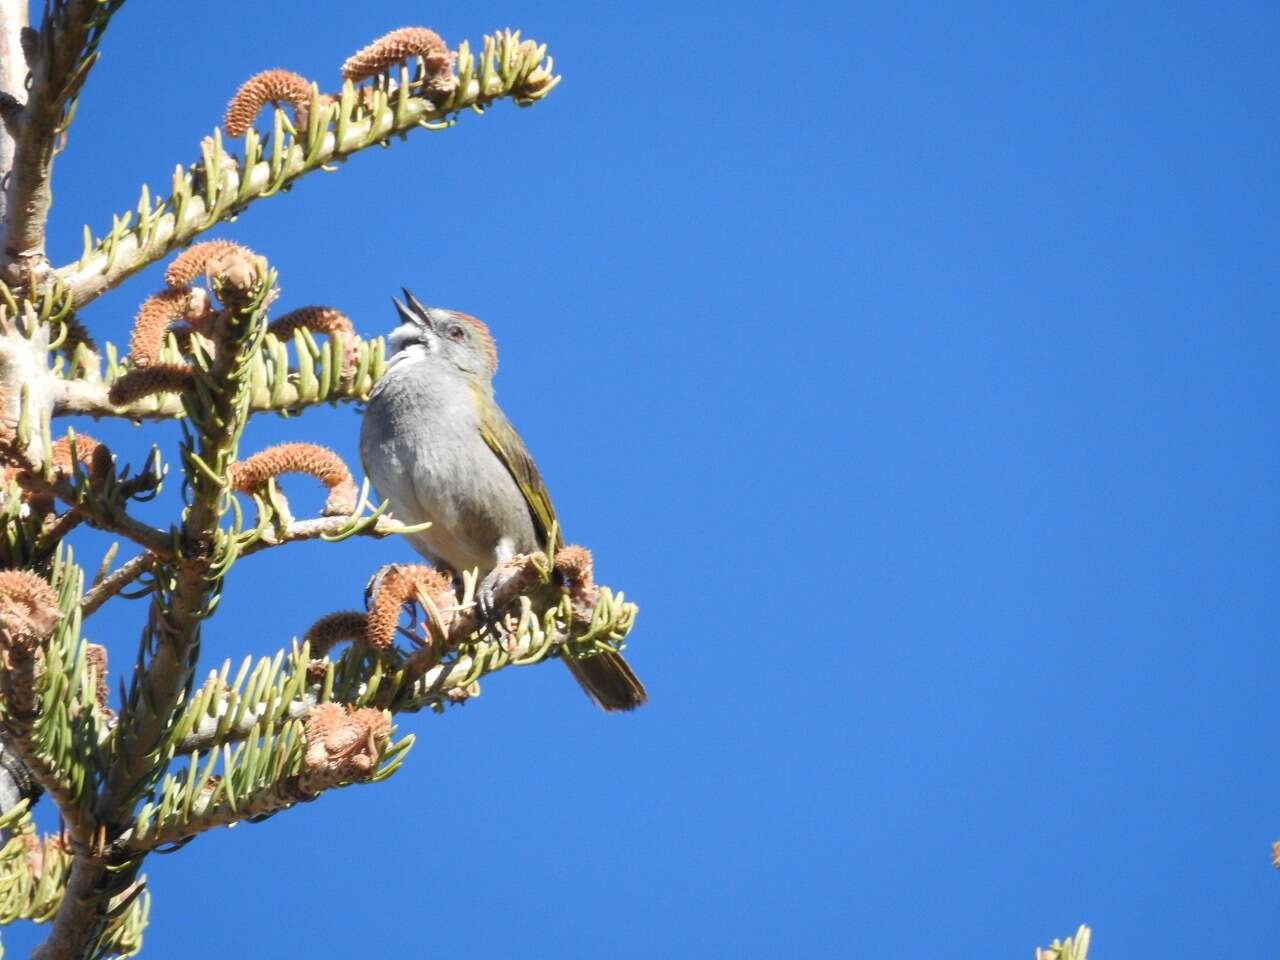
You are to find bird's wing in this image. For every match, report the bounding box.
[470,382,564,553]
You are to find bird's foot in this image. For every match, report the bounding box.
[474,553,547,630]
[475,564,514,625]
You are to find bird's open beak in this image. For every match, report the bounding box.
[392,296,420,328]
[390,296,437,353]
[401,288,432,319]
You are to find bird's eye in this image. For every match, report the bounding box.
[447,325,465,342]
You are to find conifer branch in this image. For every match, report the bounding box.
[127,704,401,853]
[1036,926,1092,960]
[171,562,637,756]
[0,4,27,220]
[0,800,148,959]
[0,561,109,844]
[53,29,562,308]
[52,328,387,419]
[0,804,74,924]
[98,249,270,826]
[0,435,172,558]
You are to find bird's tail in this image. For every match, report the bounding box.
[563,651,647,712]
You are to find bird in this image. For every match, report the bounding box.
[359,290,647,711]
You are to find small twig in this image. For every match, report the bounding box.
[30,508,84,562]
[239,514,423,556]
[8,464,172,558]
[81,553,154,617]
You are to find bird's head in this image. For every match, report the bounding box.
[387,289,499,380]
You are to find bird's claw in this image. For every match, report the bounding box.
[475,569,504,626]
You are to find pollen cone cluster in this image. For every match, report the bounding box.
[268,306,360,373]
[0,570,59,719]
[228,443,358,517]
[0,570,59,649]
[299,703,391,793]
[222,25,460,142]
[164,240,254,290]
[116,242,264,403]
[19,432,112,513]
[223,69,316,138]
[107,363,193,407]
[126,288,210,367]
[301,611,369,660]
[49,433,109,474]
[553,545,595,602]
[341,26,456,98]
[365,564,455,650]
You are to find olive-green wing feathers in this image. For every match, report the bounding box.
[471,383,564,553]
[470,385,648,711]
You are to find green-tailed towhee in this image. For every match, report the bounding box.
[359,290,647,711]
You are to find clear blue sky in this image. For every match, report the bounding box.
[7,1,1279,956]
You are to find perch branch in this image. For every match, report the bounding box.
[237,514,423,555]
[172,560,636,756]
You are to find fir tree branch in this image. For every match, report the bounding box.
[31,855,148,960]
[0,563,107,845]
[1,729,97,843]
[1036,926,1092,960]
[0,801,146,957]
[50,326,386,419]
[0,805,73,924]
[130,570,633,852]
[0,6,47,854]
[98,254,269,822]
[171,565,636,756]
[126,705,402,854]
[53,30,560,308]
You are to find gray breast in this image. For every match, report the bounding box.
[359,359,539,576]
